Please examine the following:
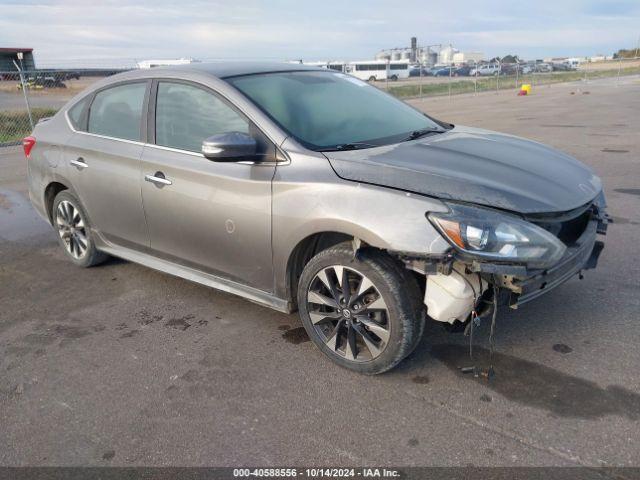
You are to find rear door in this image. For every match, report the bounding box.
[65,81,150,249]
[139,80,276,291]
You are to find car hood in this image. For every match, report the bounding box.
[323,125,602,214]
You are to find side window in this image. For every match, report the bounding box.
[68,96,90,131]
[155,82,249,153]
[88,83,146,141]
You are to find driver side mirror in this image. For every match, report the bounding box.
[202,132,257,162]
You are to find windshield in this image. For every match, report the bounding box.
[226,71,443,150]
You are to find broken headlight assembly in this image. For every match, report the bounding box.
[428,203,567,269]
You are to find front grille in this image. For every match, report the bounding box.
[527,203,593,246]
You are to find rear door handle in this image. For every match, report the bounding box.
[70,157,88,169]
[145,172,172,186]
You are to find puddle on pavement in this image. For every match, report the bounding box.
[431,344,640,420]
[282,326,310,344]
[552,343,573,354]
[164,315,194,331]
[412,375,430,385]
[0,188,51,241]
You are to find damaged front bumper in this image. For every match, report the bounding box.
[502,220,604,308]
[399,200,609,322]
[470,205,608,308]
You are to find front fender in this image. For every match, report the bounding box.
[272,148,451,298]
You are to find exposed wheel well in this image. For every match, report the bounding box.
[286,232,353,311]
[44,182,68,224]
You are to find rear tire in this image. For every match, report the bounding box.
[368,76,377,82]
[52,191,108,268]
[298,244,425,374]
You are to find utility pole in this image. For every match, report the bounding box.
[13,54,34,130]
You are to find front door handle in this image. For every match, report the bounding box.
[145,172,172,186]
[70,157,88,169]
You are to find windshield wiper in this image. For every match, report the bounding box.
[403,127,444,142]
[319,142,379,152]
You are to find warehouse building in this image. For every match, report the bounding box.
[375,38,484,66]
[0,48,36,71]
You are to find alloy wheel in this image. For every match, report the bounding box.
[55,200,88,259]
[306,265,390,362]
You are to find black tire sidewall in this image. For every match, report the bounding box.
[298,245,421,374]
[52,191,105,268]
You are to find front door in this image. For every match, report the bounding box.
[140,80,275,291]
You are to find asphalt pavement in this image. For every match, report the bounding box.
[0,75,639,468]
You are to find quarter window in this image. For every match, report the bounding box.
[155,82,249,153]
[68,96,90,131]
[88,83,146,141]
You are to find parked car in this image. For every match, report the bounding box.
[61,71,81,80]
[499,63,530,75]
[470,63,500,76]
[24,63,609,374]
[520,64,534,74]
[433,66,452,77]
[552,62,571,71]
[565,60,580,70]
[453,65,473,76]
[17,74,67,90]
[408,66,431,77]
[534,63,553,73]
[499,64,517,75]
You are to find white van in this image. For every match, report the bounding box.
[136,58,199,69]
[566,59,580,70]
[347,61,410,81]
[469,63,500,76]
[302,61,348,73]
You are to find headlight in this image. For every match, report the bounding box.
[428,203,566,268]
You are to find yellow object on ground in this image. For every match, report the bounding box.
[521,84,532,94]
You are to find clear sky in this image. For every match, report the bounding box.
[1,0,638,67]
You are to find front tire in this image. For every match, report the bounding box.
[52,191,108,267]
[298,244,425,374]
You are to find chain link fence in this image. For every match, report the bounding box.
[2,59,639,147]
[0,69,128,146]
[384,57,640,99]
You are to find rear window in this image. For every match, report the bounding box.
[88,83,146,141]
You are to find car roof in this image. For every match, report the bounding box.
[139,61,324,79]
[63,61,329,110]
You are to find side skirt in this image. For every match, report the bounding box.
[96,241,292,314]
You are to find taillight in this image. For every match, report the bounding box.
[23,136,36,158]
